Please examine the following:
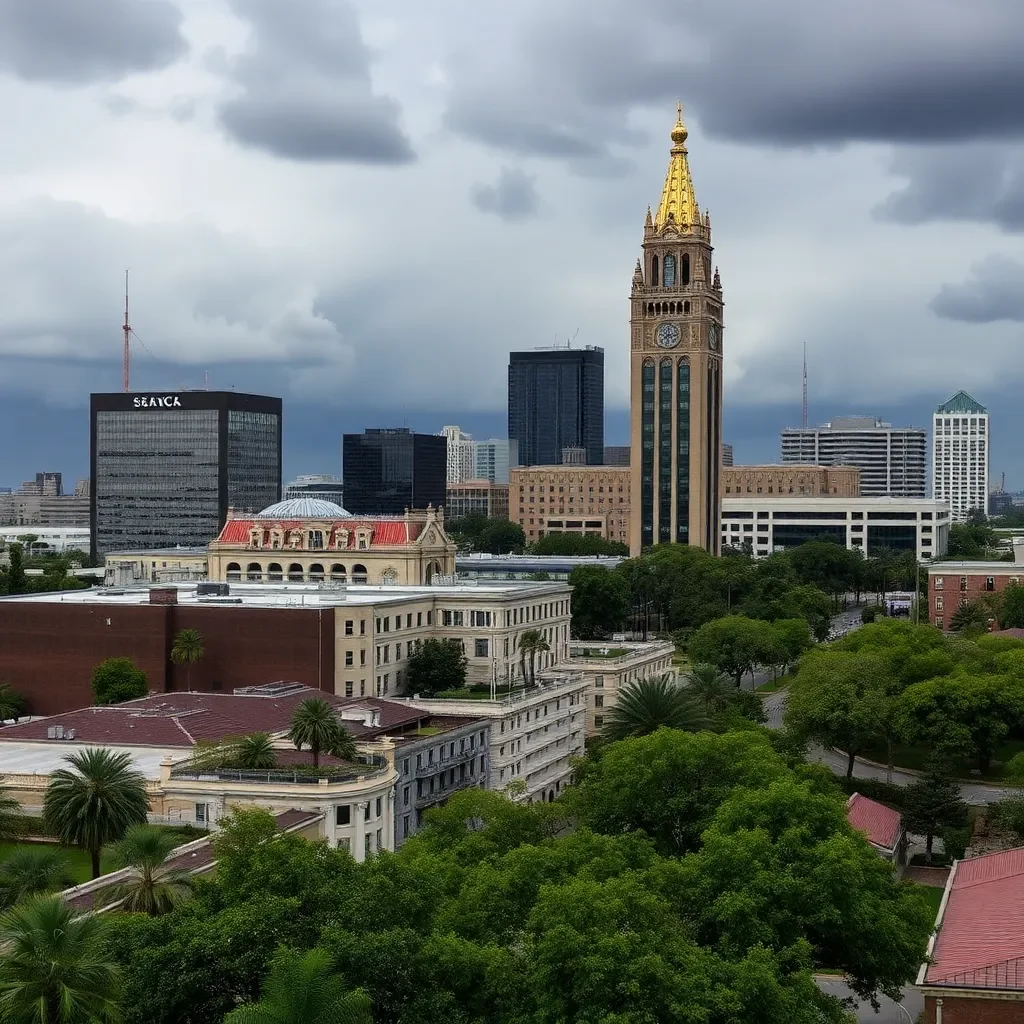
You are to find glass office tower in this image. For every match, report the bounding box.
[343,428,447,515]
[90,391,282,559]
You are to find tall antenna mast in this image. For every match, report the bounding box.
[122,270,131,392]
[798,339,806,428]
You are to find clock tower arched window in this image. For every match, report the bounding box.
[682,253,690,286]
[663,255,675,287]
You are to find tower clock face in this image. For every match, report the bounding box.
[708,324,719,350]
[656,322,681,348]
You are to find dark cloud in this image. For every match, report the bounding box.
[0,0,186,84]
[931,255,1024,323]
[216,0,414,163]
[471,168,540,221]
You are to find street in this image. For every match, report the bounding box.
[815,977,921,1023]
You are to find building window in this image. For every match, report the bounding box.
[936,597,944,611]
[935,577,944,589]
[375,797,382,818]
[594,715,603,729]
[345,619,354,636]
[364,834,372,858]
[403,785,410,806]
[403,815,410,839]
[594,695,604,708]
[987,577,995,591]
[335,805,350,826]
[345,651,353,666]
[195,802,210,825]
[345,681,353,697]
[935,617,944,629]
[474,638,489,658]
[364,803,371,822]
[960,577,968,592]
[594,674,604,688]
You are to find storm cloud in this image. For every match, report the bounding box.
[471,168,540,222]
[932,255,1024,323]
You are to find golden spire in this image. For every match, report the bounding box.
[653,102,697,232]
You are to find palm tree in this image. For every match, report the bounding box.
[224,946,371,1024]
[518,629,550,687]
[0,784,19,843]
[0,848,73,910]
[105,824,194,916]
[236,732,277,770]
[0,682,25,723]
[170,628,205,690]
[686,664,732,713]
[288,699,356,768]
[43,748,149,879]
[0,895,121,1022]
[602,673,711,743]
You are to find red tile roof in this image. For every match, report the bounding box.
[846,793,903,851]
[925,847,1024,989]
[216,519,421,547]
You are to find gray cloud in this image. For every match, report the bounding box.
[0,0,186,84]
[216,0,414,163]
[471,167,540,222]
[931,255,1024,323]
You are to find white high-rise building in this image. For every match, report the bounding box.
[780,417,927,497]
[475,439,518,484]
[440,426,476,484]
[932,392,989,521]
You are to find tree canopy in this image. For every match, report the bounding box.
[406,638,468,696]
[91,657,149,706]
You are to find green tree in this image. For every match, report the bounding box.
[0,682,26,722]
[105,824,194,916]
[406,638,468,696]
[602,673,710,742]
[91,656,148,705]
[43,747,150,879]
[567,565,628,638]
[685,663,732,713]
[0,895,121,1022]
[901,759,969,861]
[287,699,357,768]
[3,542,27,595]
[517,629,549,686]
[949,599,990,634]
[689,615,776,686]
[995,582,1024,629]
[771,618,814,675]
[0,785,20,843]
[531,533,628,556]
[788,540,860,607]
[0,848,73,909]
[224,946,372,1024]
[170,628,205,689]
[477,520,525,555]
[236,732,277,770]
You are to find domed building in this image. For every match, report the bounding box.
[206,501,456,586]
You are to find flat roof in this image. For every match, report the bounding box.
[0,579,570,609]
[0,741,175,780]
[722,496,947,507]
[457,555,623,571]
[927,561,1024,573]
[105,548,208,558]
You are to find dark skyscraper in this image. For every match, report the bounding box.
[508,346,604,466]
[90,391,281,559]
[343,428,447,515]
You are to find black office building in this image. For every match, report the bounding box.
[508,346,604,466]
[343,428,447,515]
[90,391,282,559]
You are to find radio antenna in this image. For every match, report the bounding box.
[122,270,131,392]
[801,342,808,430]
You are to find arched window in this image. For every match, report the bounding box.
[382,568,398,586]
[651,255,659,286]
[663,254,676,287]
[308,563,325,582]
[226,562,241,581]
[330,563,347,582]
[647,303,654,315]
[246,562,262,582]
[683,300,690,314]
[681,253,690,285]
[352,563,368,584]
[287,563,304,582]
[267,562,283,581]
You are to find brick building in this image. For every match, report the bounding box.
[510,465,630,545]
[927,553,1024,631]
[721,463,860,498]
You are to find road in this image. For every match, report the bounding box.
[815,977,921,1024]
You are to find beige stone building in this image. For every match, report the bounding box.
[206,498,455,586]
[629,106,723,556]
[721,464,860,498]
[569,640,676,735]
[510,466,630,545]
[104,548,209,585]
[446,481,510,521]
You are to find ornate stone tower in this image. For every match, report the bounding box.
[628,105,723,556]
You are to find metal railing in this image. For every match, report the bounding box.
[169,754,389,785]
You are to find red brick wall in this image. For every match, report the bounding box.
[924,993,1024,1024]
[0,602,336,715]
[929,570,1023,629]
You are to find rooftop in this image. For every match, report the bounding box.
[0,579,569,609]
[923,847,1024,990]
[846,793,903,851]
[254,498,351,518]
[936,390,987,415]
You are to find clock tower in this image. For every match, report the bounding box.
[628,104,723,556]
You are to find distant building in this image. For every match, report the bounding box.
[343,428,447,516]
[20,472,62,496]
[845,793,906,864]
[475,438,518,484]
[508,347,604,467]
[511,465,630,546]
[926,549,1024,631]
[991,489,1013,517]
[0,471,90,529]
[721,443,734,467]
[603,446,630,467]
[781,417,927,497]
[90,390,282,560]
[446,481,509,521]
[439,426,476,484]
[722,464,860,498]
[284,475,344,505]
[933,391,989,521]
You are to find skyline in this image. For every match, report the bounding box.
[2,1,1023,484]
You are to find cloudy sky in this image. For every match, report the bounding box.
[2,0,1024,487]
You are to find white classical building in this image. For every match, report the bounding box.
[932,391,989,521]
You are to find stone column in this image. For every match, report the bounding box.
[354,800,368,862]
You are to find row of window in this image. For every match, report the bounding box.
[334,795,387,827]
[934,575,1019,592]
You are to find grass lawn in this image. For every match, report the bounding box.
[911,882,945,922]
[432,688,527,701]
[857,738,1024,781]
[0,841,118,884]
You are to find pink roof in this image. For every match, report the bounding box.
[926,847,1024,989]
[217,518,421,547]
[846,793,903,851]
